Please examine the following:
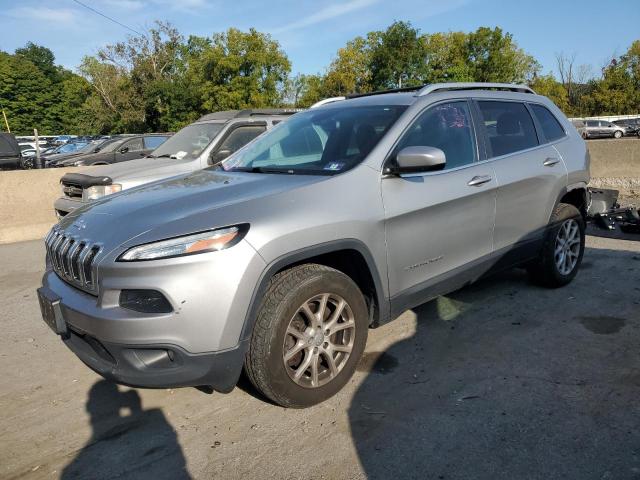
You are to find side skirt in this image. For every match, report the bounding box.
[386,237,543,322]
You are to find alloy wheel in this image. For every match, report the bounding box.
[554,219,581,275]
[282,293,355,388]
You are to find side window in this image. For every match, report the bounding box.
[395,101,476,170]
[530,104,565,142]
[122,138,143,152]
[586,120,598,127]
[218,125,266,154]
[144,136,168,149]
[478,101,538,157]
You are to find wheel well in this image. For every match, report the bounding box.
[560,188,587,219]
[275,249,380,326]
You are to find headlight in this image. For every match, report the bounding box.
[118,226,247,261]
[83,184,122,201]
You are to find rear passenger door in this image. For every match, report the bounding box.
[475,100,567,252]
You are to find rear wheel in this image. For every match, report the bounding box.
[613,130,623,139]
[527,203,585,288]
[245,264,368,408]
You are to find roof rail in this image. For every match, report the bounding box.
[197,109,302,122]
[417,82,535,96]
[347,85,423,99]
[310,97,346,108]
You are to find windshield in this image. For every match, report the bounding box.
[58,142,88,153]
[97,138,126,153]
[222,105,406,175]
[150,122,224,160]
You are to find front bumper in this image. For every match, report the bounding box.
[39,237,266,390]
[63,322,246,391]
[54,196,84,218]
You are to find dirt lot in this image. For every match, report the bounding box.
[1,233,639,480]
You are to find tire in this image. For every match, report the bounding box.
[613,130,623,139]
[21,158,35,170]
[527,203,585,288]
[244,264,369,408]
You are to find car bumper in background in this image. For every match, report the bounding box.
[54,196,84,218]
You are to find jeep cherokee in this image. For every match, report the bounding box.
[38,83,589,408]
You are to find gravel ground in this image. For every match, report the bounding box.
[1,235,639,480]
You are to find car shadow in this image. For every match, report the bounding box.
[348,246,640,479]
[61,380,190,479]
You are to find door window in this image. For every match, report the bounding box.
[529,104,565,142]
[121,138,143,152]
[478,101,539,157]
[217,125,266,155]
[394,101,477,170]
[144,136,169,149]
[586,120,598,127]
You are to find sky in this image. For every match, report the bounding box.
[1,0,638,79]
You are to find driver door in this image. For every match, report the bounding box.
[381,100,497,309]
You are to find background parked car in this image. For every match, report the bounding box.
[582,119,626,139]
[54,109,296,217]
[51,134,171,167]
[613,118,640,136]
[0,133,22,170]
[44,139,116,168]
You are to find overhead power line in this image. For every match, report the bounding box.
[71,0,143,36]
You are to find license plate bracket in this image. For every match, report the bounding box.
[37,287,68,336]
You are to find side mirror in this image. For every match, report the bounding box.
[391,146,446,174]
[119,146,129,154]
[209,149,232,165]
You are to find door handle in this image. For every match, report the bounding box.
[543,157,560,167]
[467,175,492,187]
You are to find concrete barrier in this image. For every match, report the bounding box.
[0,139,639,245]
[0,168,80,244]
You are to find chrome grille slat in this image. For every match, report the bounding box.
[44,228,100,295]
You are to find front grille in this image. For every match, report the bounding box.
[45,228,101,294]
[62,183,83,199]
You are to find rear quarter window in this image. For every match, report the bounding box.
[529,104,566,142]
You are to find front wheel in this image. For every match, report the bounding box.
[245,264,368,408]
[613,130,623,139]
[527,203,585,288]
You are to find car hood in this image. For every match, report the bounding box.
[58,169,329,251]
[58,151,112,166]
[76,157,195,186]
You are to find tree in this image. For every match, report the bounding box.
[15,42,58,81]
[369,21,428,89]
[422,31,473,83]
[466,27,539,83]
[529,74,570,112]
[322,36,374,96]
[186,28,291,112]
[0,51,57,134]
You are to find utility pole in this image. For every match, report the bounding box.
[2,110,9,132]
[34,128,42,169]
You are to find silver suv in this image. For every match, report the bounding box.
[54,110,298,218]
[38,83,590,408]
[582,119,625,139]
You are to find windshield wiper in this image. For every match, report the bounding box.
[231,166,294,174]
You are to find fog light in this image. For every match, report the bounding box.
[119,289,173,314]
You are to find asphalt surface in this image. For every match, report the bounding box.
[1,234,639,480]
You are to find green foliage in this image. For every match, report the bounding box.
[530,74,570,112]
[1,23,638,135]
[187,28,290,112]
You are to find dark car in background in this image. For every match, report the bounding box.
[43,139,116,168]
[613,118,640,136]
[51,134,171,167]
[0,133,22,170]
